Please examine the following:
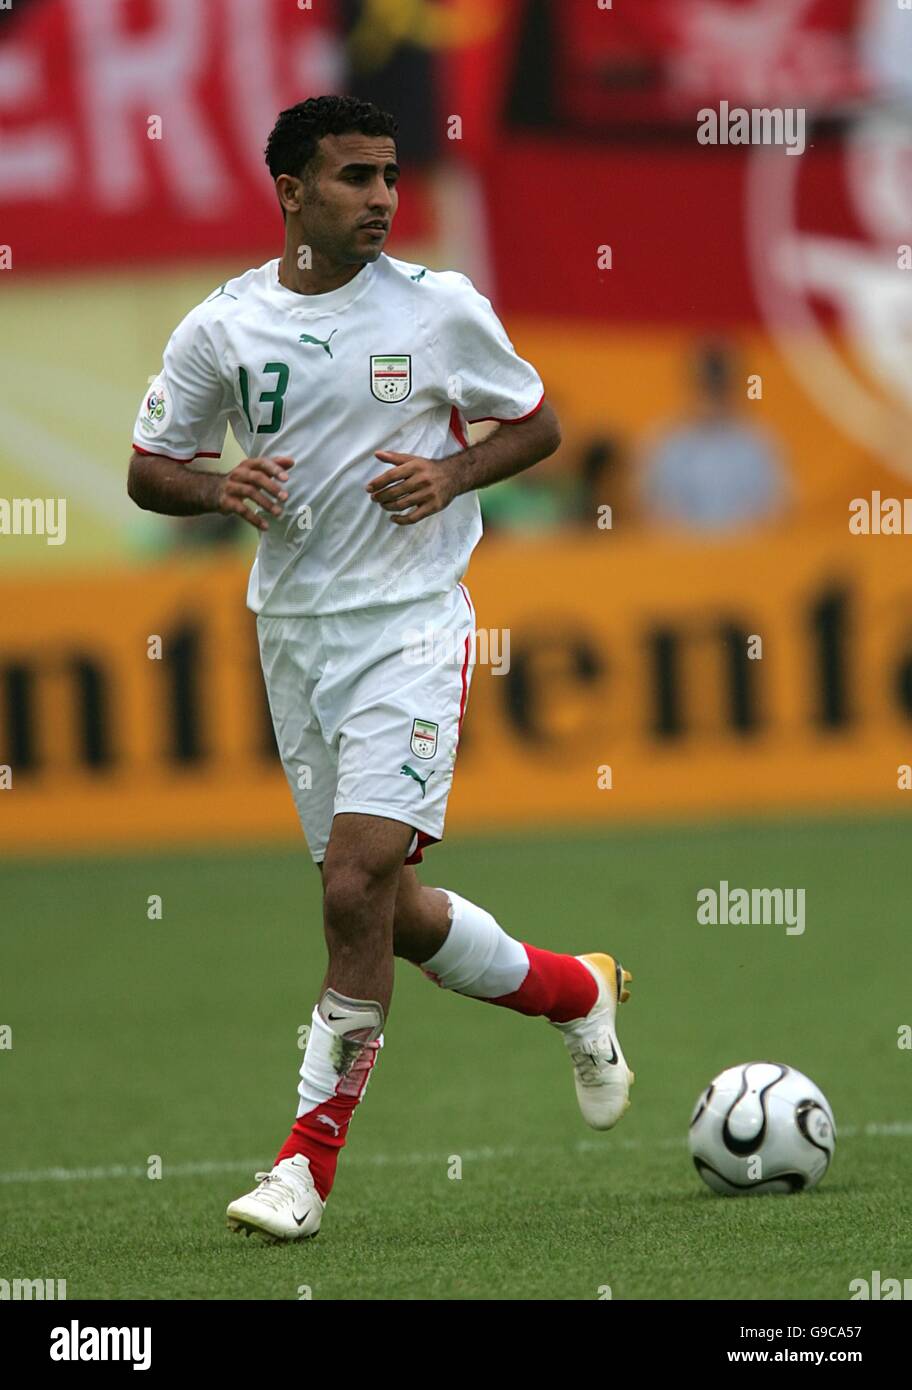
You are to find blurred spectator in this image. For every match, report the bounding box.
[571,435,628,530]
[637,343,790,533]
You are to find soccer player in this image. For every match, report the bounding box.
[127,96,633,1243]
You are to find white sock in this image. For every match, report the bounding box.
[420,889,529,998]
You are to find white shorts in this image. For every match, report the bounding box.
[257,582,476,865]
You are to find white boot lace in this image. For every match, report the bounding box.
[569,1027,618,1085]
[250,1166,313,1213]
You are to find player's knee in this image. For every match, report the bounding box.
[322,862,396,941]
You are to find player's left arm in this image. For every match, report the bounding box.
[366,400,561,526]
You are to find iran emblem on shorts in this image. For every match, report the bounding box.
[410,718,438,759]
[371,354,411,402]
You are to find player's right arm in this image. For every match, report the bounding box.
[127,451,294,533]
[127,298,294,531]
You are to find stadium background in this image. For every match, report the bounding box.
[2,0,911,1304]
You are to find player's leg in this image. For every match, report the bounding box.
[227,813,411,1242]
[391,864,604,1021]
[316,810,412,1008]
[389,864,450,961]
[316,853,452,965]
[267,812,412,1204]
[390,865,634,1131]
[227,613,362,1242]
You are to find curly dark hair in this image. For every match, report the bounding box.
[264,95,398,217]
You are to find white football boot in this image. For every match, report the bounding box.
[550,953,634,1130]
[226,1153,324,1242]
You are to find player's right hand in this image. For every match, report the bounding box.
[216,456,295,532]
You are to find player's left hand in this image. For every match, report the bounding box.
[366,451,458,525]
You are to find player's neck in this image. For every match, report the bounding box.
[277,248,370,297]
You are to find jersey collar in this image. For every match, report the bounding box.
[266,257,377,315]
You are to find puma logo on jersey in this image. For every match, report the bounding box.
[316,1113,342,1136]
[299,329,338,358]
[400,764,434,798]
[410,268,427,282]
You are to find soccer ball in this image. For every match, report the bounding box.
[688,1061,836,1195]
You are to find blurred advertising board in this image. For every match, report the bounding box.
[1,529,908,852]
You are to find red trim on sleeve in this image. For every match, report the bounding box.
[132,445,222,463]
[448,405,469,450]
[467,389,545,426]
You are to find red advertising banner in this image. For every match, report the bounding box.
[482,139,859,324]
[0,0,435,272]
[551,0,868,129]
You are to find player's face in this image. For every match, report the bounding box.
[304,133,399,265]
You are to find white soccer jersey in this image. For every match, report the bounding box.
[131,255,545,616]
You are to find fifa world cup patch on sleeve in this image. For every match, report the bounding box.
[139,375,169,436]
[370,354,411,402]
[410,718,438,759]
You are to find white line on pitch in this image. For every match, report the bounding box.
[0,1123,908,1186]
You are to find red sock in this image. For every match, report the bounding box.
[273,1039,380,1202]
[487,944,598,1023]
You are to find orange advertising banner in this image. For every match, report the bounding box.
[0,528,909,853]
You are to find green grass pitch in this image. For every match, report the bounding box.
[2,815,910,1300]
